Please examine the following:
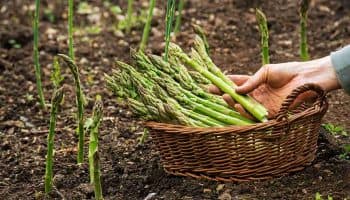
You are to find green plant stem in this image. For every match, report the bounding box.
[33,0,46,109]
[255,9,270,65]
[58,54,85,164]
[68,0,75,60]
[44,87,64,194]
[139,0,156,52]
[164,0,176,61]
[174,0,184,34]
[88,95,103,200]
[300,0,310,61]
[126,0,134,33]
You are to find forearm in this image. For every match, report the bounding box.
[330,45,350,94]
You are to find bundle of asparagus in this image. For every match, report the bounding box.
[106,35,268,127]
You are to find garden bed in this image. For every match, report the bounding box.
[0,0,349,199]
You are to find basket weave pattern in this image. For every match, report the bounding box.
[146,84,328,182]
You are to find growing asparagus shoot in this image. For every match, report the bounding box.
[255,9,270,65]
[299,0,310,61]
[58,54,85,164]
[164,0,176,61]
[33,0,46,109]
[174,0,185,34]
[126,0,134,33]
[88,95,104,200]
[44,87,64,194]
[68,0,75,60]
[139,0,156,52]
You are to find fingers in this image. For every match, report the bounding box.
[222,93,236,108]
[222,94,255,120]
[227,75,250,86]
[208,85,223,95]
[235,66,269,94]
[290,91,317,109]
[208,74,250,95]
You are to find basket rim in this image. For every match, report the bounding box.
[145,100,328,135]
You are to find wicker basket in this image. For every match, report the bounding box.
[146,84,328,182]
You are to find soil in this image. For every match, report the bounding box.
[0,0,350,199]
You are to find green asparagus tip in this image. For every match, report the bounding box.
[300,0,310,16]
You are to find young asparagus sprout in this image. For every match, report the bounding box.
[174,0,185,34]
[44,87,64,194]
[33,0,46,109]
[192,24,210,54]
[88,95,104,200]
[68,0,75,60]
[164,0,176,61]
[58,54,85,164]
[139,0,156,52]
[126,0,134,33]
[255,9,270,65]
[299,0,310,61]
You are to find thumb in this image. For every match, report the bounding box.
[235,66,269,94]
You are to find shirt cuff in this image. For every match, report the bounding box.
[330,45,350,94]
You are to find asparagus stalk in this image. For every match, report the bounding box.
[299,0,310,61]
[171,42,268,122]
[164,0,176,61]
[88,95,104,200]
[174,0,185,34]
[33,0,46,109]
[58,54,85,163]
[139,0,156,52]
[68,0,75,60]
[44,87,64,194]
[255,9,270,65]
[126,0,134,33]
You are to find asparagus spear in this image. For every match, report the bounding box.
[299,0,310,61]
[44,87,64,194]
[256,9,270,65]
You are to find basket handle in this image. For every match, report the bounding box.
[276,83,326,121]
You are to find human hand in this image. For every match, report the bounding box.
[209,56,341,118]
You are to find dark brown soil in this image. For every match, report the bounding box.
[0,0,349,199]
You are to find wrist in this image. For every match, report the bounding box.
[301,56,341,92]
[318,56,342,91]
